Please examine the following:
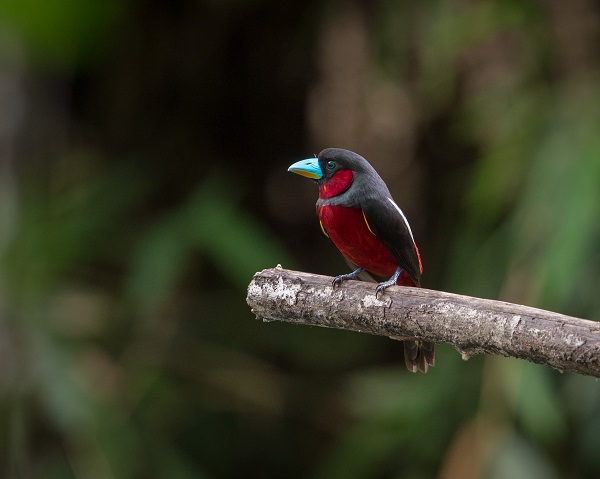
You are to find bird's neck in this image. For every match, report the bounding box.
[319,170,354,199]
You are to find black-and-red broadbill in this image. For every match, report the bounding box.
[288,148,435,373]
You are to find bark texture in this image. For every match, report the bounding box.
[247,267,600,377]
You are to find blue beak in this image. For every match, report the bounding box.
[288,158,323,179]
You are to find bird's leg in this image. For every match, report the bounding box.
[375,266,402,298]
[332,267,364,289]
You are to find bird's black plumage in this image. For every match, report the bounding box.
[291,147,434,372]
[361,196,421,287]
[316,148,421,286]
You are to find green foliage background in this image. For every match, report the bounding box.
[1,1,599,478]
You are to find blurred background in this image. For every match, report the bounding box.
[1,0,600,478]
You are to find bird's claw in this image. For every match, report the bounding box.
[375,266,402,298]
[375,281,394,298]
[332,267,364,289]
[332,275,344,289]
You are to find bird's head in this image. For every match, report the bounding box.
[288,148,375,199]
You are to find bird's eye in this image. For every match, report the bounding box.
[326,161,337,170]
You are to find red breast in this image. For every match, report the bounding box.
[317,205,416,286]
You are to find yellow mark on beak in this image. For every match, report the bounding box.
[293,170,320,179]
[363,211,376,236]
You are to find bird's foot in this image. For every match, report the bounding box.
[375,266,402,298]
[332,267,364,289]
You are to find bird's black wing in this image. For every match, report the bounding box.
[361,196,421,287]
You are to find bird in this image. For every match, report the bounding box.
[288,148,434,373]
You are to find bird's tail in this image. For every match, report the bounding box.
[403,340,435,373]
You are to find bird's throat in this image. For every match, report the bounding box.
[319,170,354,199]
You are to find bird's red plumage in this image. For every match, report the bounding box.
[289,148,432,372]
[318,169,354,199]
[317,205,416,286]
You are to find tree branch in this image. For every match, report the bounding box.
[246,267,600,377]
